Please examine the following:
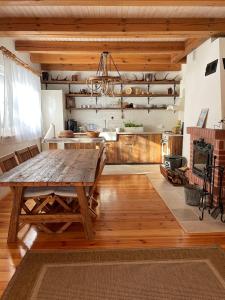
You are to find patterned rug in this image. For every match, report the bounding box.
[2,247,225,300]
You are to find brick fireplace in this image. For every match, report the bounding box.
[187,127,225,205]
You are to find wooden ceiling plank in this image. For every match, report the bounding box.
[171,37,208,63]
[0,18,222,38]
[15,41,185,54]
[1,1,225,6]
[41,63,181,71]
[30,53,173,64]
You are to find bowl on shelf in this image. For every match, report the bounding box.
[86,131,100,138]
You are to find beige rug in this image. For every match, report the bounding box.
[2,247,225,300]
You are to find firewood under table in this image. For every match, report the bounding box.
[0,149,100,243]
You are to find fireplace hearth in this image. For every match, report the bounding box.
[192,138,213,179]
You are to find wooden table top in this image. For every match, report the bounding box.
[0,149,100,187]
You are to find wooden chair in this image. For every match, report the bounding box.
[0,153,18,173]
[0,152,55,235]
[15,148,32,163]
[28,144,40,157]
[51,147,107,233]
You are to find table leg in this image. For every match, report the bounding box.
[76,186,94,240]
[7,187,24,243]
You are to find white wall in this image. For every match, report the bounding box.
[0,38,41,199]
[183,38,223,161]
[43,71,182,132]
[219,39,225,120]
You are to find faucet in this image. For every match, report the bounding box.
[103,120,107,132]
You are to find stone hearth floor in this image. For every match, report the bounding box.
[103,165,225,233]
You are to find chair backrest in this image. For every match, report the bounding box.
[28,144,40,157]
[15,147,32,164]
[87,147,106,197]
[92,146,106,183]
[0,153,18,173]
[97,147,106,180]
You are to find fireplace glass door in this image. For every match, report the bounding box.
[193,139,213,179]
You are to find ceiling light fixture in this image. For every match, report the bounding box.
[86,52,121,97]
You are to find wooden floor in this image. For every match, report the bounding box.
[0,174,225,296]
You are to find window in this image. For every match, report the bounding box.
[0,51,42,142]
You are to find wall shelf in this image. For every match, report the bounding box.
[66,93,100,97]
[41,78,180,112]
[71,107,168,111]
[66,93,179,98]
[41,80,180,86]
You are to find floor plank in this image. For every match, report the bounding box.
[0,174,225,296]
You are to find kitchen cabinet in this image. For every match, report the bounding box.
[118,135,137,163]
[162,134,183,158]
[106,134,162,164]
[105,142,120,164]
[168,135,183,155]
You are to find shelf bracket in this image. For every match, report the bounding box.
[174,96,176,105]
[121,108,124,119]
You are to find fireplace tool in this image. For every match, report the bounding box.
[210,165,225,223]
[199,156,225,222]
[199,162,214,221]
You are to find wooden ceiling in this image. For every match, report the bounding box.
[1,1,225,72]
[1,1,225,6]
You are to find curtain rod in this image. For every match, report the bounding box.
[0,46,41,77]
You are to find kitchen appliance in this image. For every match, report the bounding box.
[66,119,78,132]
[161,132,183,160]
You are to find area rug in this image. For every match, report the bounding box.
[2,247,225,300]
[102,164,157,175]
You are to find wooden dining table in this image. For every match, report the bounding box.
[0,149,100,243]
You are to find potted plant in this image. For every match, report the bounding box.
[123,121,144,133]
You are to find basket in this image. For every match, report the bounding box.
[184,184,203,206]
[58,130,74,138]
[164,155,184,170]
[86,131,100,138]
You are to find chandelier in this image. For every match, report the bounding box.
[86,52,121,96]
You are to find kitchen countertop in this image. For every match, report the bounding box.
[43,137,104,143]
[117,132,162,135]
[72,131,183,136]
[43,133,183,143]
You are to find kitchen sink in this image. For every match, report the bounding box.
[99,131,117,141]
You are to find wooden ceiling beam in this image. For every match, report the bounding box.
[171,37,208,63]
[0,18,221,39]
[30,53,173,64]
[15,40,185,54]
[1,1,225,6]
[41,63,181,71]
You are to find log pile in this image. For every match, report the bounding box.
[160,165,189,186]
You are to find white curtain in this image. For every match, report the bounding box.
[0,52,42,143]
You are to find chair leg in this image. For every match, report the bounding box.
[8,187,24,243]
